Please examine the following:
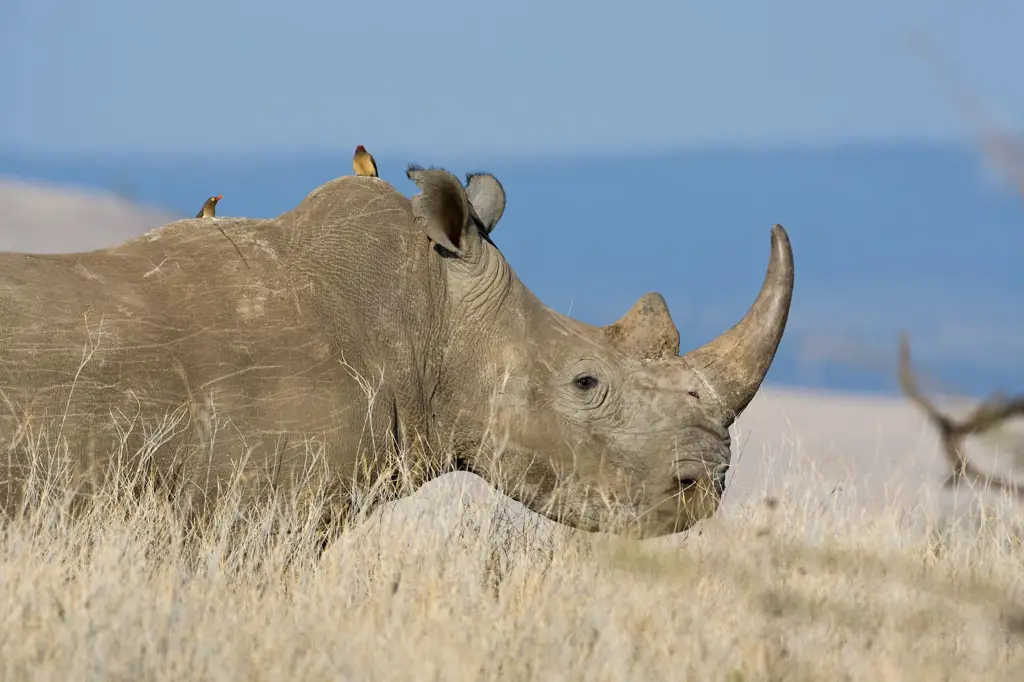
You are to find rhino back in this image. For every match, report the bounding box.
[0,177,440,514]
[272,177,447,454]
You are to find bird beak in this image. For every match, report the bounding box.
[214,196,222,201]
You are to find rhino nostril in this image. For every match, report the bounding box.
[677,476,698,491]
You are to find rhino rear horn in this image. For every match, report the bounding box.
[603,293,680,361]
[465,172,506,234]
[407,165,470,256]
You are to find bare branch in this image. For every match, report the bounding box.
[908,30,1024,204]
[897,333,1024,495]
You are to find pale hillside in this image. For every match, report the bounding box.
[0,176,175,253]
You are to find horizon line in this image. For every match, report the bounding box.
[1,133,1014,165]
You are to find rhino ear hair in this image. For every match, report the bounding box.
[464,172,506,235]
[407,164,470,256]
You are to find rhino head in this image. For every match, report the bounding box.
[406,167,794,538]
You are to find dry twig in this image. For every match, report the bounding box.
[897,333,1024,494]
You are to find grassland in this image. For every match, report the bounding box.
[2,387,1023,682]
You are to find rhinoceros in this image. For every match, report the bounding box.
[0,165,793,539]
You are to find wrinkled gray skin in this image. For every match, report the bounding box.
[0,166,794,538]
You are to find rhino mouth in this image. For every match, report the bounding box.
[671,423,731,481]
[673,452,731,498]
[674,466,728,498]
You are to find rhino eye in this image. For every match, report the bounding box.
[574,375,599,391]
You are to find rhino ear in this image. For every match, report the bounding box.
[602,293,680,360]
[407,165,472,257]
[464,172,506,235]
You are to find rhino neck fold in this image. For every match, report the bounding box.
[443,243,517,324]
[427,244,529,466]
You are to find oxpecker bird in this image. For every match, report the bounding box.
[194,194,250,270]
[196,195,222,219]
[352,145,379,178]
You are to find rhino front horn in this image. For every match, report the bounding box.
[681,224,794,418]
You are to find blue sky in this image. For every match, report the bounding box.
[3,1,1024,156]
[2,2,1023,398]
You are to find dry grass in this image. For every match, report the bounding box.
[2,409,1024,682]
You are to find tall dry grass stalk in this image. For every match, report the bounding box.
[1,407,1023,682]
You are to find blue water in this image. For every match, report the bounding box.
[2,142,1021,399]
